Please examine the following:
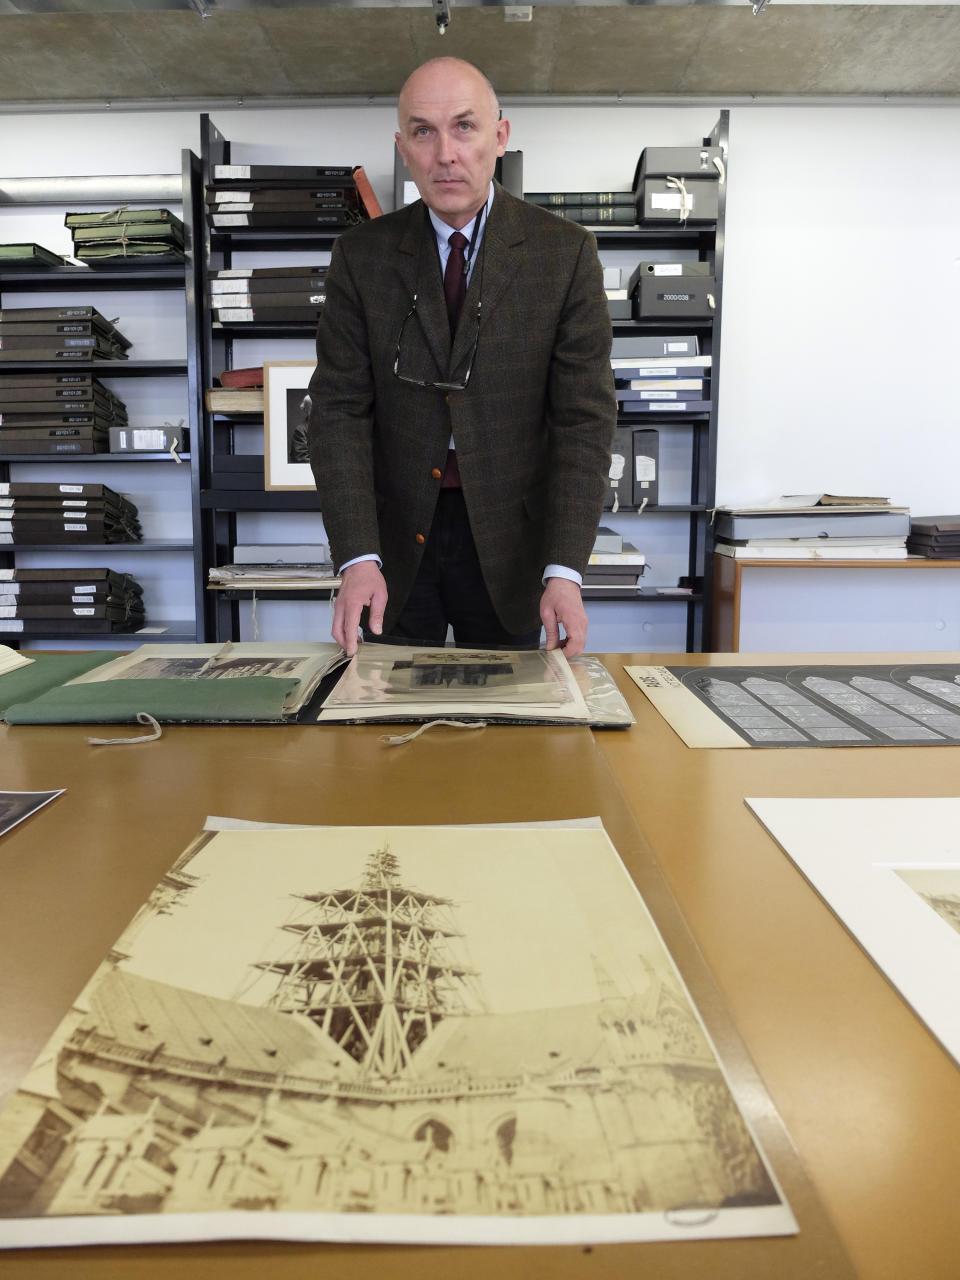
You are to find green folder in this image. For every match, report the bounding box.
[0,651,119,716]
[3,676,301,725]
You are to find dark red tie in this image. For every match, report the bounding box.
[444,230,468,336]
[440,231,468,488]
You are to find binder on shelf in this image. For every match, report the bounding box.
[209,275,327,296]
[525,191,636,208]
[0,243,67,268]
[213,164,357,181]
[632,429,659,506]
[603,427,635,512]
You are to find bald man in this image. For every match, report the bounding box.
[306,57,616,656]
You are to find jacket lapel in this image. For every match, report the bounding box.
[397,206,450,378]
[453,183,525,369]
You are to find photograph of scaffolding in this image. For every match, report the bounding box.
[0,823,794,1247]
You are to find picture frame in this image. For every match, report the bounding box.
[748,796,960,1068]
[263,360,317,491]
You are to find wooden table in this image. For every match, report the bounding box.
[596,650,960,1280]
[4,650,953,1278]
[711,553,960,652]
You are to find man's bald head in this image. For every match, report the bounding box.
[397,57,500,129]
[395,56,510,230]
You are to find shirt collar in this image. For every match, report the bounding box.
[427,182,495,250]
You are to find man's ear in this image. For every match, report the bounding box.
[495,118,511,157]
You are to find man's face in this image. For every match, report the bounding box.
[395,59,510,230]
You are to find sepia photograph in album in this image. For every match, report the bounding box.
[0,822,795,1249]
[315,644,592,723]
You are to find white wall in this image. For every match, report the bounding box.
[3,98,959,650]
[718,105,960,512]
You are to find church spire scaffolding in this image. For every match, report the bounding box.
[254,846,481,1079]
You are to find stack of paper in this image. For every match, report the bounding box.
[714,495,911,559]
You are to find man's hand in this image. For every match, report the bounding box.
[540,576,588,657]
[333,561,388,657]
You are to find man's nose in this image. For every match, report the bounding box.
[436,131,457,164]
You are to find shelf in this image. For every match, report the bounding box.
[582,586,702,602]
[0,265,187,291]
[8,621,196,643]
[201,490,320,512]
[209,230,338,253]
[617,410,711,423]
[591,226,717,250]
[612,317,715,335]
[207,586,335,599]
[602,503,708,515]
[0,359,187,377]
[1,452,190,463]
[1,540,195,552]
[213,323,318,341]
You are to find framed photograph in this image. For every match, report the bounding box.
[748,796,960,1068]
[263,360,317,491]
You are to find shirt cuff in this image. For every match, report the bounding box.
[543,564,583,587]
[338,553,383,573]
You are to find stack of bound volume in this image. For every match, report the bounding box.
[584,526,646,590]
[0,370,128,454]
[524,191,638,227]
[64,208,185,263]
[0,481,142,545]
[205,163,382,233]
[906,515,960,560]
[0,305,131,364]
[208,542,338,590]
[713,495,911,560]
[0,243,69,269]
[205,365,264,412]
[208,266,328,326]
[0,566,145,635]
[612,345,712,415]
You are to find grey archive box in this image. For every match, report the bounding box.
[629,265,717,319]
[635,146,724,181]
[639,178,719,224]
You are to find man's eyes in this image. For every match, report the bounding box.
[412,121,475,138]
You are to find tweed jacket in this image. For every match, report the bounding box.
[306,182,616,635]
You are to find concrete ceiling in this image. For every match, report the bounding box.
[0,3,958,107]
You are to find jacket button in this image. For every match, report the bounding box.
[444,394,451,405]
[415,533,426,544]
[431,467,442,480]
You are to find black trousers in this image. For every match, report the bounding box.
[366,489,542,650]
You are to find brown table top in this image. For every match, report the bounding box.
[5,648,953,1278]
[595,650,960,1280]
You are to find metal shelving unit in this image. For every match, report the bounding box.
[0,156,207,646]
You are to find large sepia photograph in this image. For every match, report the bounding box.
[0,822,794,1248]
